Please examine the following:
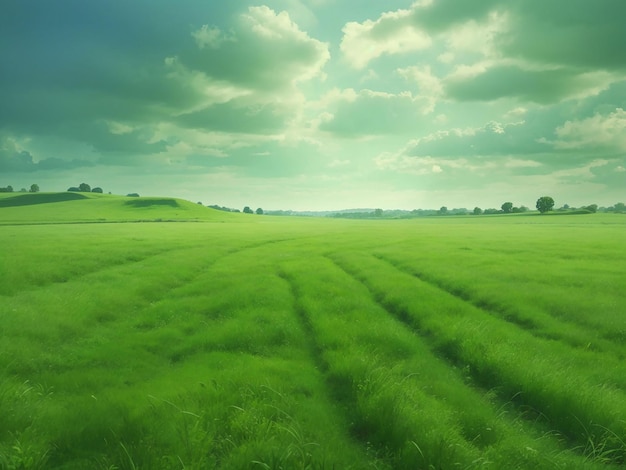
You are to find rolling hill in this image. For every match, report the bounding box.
[0,192,237,224]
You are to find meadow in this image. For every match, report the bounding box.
[1,193,625,469]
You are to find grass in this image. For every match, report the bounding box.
[1,193,625,468]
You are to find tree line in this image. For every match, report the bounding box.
[67,182,104,193]
[0,184,40,193]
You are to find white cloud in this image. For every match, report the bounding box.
[107,121,134,135]
[442,10,508,58]
[192,25,232,49]
[398,65,443,113]
[552,108,626,151]
[340,8,431,69]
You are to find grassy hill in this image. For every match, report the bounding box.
[0,192,238,224]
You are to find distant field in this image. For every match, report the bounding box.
[1,193,625,469]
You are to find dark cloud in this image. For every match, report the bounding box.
[408,0,626,71]
[176,101,288,134]
[444,65,610,104]
[410,0,500,32]
[0,2,327,159]
[0,146,93,173]
[406,119,551,158]
[181,7,329,92]
[499,0,626,71]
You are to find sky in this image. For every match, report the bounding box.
[1,0,625,211]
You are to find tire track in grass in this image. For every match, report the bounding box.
[130,240,390,470]
[1,235,232,298]
[276,270,327,375]
[371,252,626,389]
[276,259,487,469]
[277,256,617,469]
[1,235,316,376]
[371,252,621,355]
[4,232,306,299]
[328,251,626,466]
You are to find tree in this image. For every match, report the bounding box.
[29,184,40,193]
[584,204,598,213]
[473,207,482,215]
[91,187,103,193]
[67,187,80,192]
[614,202,625,213]
[536,196,555,213]
[501,202,513,213]
[374,208,384,217]
[256,207,264,215]
[438,206,448,215]
[78,182,91,192]
[243,206,253,214]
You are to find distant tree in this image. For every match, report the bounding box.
[374,208,383,217]
[243,206,253,214]
[614,202,626,213]
[91,187,103,193]
[584,204,598,213]
[438,206,448,215]
[197,201,203,205]
[256,207,264,215]
[484,208,500,215]
[20,188,27,192]
[29,184,40,193]
[536,196,555,213]
[126,193,140,197]
[78,182,91,192]
[501,202,513,213]
[67,187,80,192]
[473,207,482,215]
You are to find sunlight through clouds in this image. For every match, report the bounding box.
[1,0,625,210]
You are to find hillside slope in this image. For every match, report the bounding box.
[0,192,236,224]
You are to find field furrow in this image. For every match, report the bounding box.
[2,214,625,468]
[279,254,617,469]
[328,250,626,466]
[372,252,625,359]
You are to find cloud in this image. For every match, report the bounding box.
[498,0,626,71]
[184,6,329,91]
[191,25,233,49]
[340,7,431,69]
[0,136,94,173]
[549,108,626,153]
[319,89,432,137]
[0,4,330,167]
[404,119,550,158]
[445,65,616,104]
[339,0,626,104]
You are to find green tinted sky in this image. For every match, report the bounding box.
[1,0,625,210]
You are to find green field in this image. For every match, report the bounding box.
[1,193,625,469]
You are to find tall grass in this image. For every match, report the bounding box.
[329,249,626,465]
[1,210,625,468]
